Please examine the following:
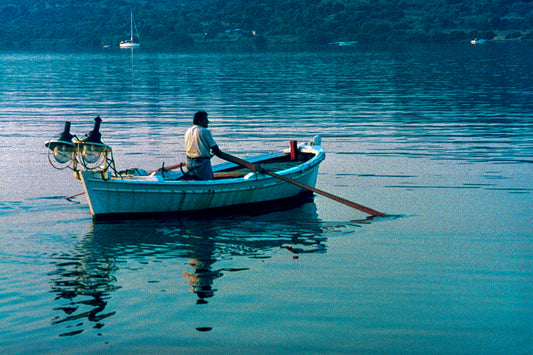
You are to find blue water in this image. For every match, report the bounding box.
[0,43,532,353]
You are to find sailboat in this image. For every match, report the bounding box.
[120,12,140,48]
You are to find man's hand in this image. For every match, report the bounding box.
[254,164,267,174]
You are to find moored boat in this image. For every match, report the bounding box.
[328,41,357,46]
[120,12,141,48]
[45,117,325,219]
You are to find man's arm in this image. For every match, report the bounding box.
[211,145,223,157]
[210,146,265,173]
[212,145,237,163]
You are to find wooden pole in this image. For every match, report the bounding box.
[217,151,387,217]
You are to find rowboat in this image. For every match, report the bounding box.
[45,117,386,219]
[80,137,325,219]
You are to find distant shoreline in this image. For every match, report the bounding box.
[1,30,531,52]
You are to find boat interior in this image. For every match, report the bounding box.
[110,132,323,183]
[115,150,317,181]
[211,151,316,180]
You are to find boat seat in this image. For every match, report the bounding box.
[213,171,250,179]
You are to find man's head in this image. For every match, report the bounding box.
[194,111,209,127]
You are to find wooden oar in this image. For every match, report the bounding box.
[65,191,86,201]
[216,151,387,217]
[149,162,186,174]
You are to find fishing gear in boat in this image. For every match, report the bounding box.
[45,116,118,178]
[44,121,77,170]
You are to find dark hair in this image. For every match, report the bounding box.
[193,111,208,125]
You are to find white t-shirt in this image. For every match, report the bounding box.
[184,125,217,158]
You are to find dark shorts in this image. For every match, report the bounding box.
[186,157,214,180]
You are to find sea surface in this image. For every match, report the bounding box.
[0,43,531,354]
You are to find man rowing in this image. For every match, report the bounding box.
[184,110,224,180]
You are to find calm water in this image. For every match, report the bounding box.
[0,43,532,354]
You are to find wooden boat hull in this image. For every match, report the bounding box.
[80,139,325,219]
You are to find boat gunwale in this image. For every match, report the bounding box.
[89,167,318,195]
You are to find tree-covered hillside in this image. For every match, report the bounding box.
[0,0,531,50]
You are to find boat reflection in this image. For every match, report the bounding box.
[48,203,333,336]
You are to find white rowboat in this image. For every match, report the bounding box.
[80,137,325,219]
[46,117,386,219]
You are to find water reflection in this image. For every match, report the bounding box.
[49,258,118,337]
[48,203,336,336]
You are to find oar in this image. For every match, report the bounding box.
[149,162,186,174]
[65,191,85,201]
[216,151,387,217]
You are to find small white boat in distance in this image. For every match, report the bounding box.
[120,12,140,48]
[329,41,358,46]
[119,41,140,49]
[470,39,487,44]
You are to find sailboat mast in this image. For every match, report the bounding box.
[119,11,140,48]
[130,12,134,41]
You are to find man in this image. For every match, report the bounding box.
[184,111,223,180]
